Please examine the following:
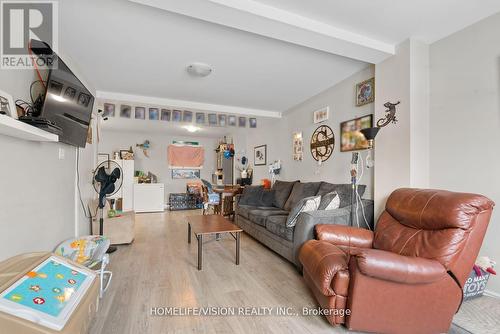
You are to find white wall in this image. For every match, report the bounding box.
[283,66,375,198]
[242,117,288,184]
[429,12,500,295]
[410,40,430,189]
[99,131,218,202]
[374,41,412,218]
[241,66,375,198]
[374,39,430,217]
[0,63,96,260]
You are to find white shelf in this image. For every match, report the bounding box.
[0,114,58,142]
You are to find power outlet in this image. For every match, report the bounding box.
[58,147,65,160]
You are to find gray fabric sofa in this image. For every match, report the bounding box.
[235,180,374,268]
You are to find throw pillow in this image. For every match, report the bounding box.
[286,195,321,227]
[239,186,264,206]
[272,180,298,209]
[283,182,322,211]
[318,191,340,210]
[260,189,275,207]
[316,183,366,208]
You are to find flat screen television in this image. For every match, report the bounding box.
[40,56,94,147]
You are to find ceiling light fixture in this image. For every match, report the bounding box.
[183,125,201,133]
[186,62,213,77]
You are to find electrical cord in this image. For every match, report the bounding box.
[28,40,47,90]
[30,80,47,116]
[353,153,372,230]
[76,148,98,219]
[30,80,46,104]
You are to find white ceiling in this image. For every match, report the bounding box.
[60,0,367,114]
[253,0,500,44]
[60,0,500,116]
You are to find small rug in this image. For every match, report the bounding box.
[452,295,500,334]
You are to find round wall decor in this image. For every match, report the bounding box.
[310,125,335,162]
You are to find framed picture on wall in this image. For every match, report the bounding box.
[228,115,237,126]
[208,113,218,126]
[356,78,375,106]
[196,112,205,124]
[218,114,226,127]
[172,169,201,179]
[313,106,329,123]
[120,105,132,118]
[161,109,171,121]
[103,103,115,117]
[183,110,193,122]
[149,108,159,120]
[340,114,373,152]
[292,132,303,161]
[172,110,182,122]
[249,118,257,128]
[135,106,146,119]
[238,117,246,128]
[254,145,267,166]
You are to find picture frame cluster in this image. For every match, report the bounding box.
[102,102,257,128]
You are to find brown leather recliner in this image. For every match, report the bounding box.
[299,188,494,334]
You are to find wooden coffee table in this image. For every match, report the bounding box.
[187,215,243,270]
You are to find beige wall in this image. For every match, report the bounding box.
[429,12,500,295]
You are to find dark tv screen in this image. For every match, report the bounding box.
[41,57,94,147]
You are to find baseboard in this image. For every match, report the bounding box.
[484,289,500,298]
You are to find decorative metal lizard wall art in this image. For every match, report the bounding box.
[376,101,400,128]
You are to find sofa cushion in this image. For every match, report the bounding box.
[237,205,259,219]
[239,186,264,206]
[266,215,294,242]
[317,183,366,208]
[286,195,321,227]
[239,186,276,207]
[284,182,322,211]
[248,208,289,227]
[238,205,288,220]
[260,190,276,207]
[272,180,298,209]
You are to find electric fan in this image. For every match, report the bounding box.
[92,160,123,253]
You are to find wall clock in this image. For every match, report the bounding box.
[310,125,335,162]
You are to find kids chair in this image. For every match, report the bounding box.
[201,179,221,214]
[54,235,113,298]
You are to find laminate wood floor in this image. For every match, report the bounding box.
[88,210,482,334]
